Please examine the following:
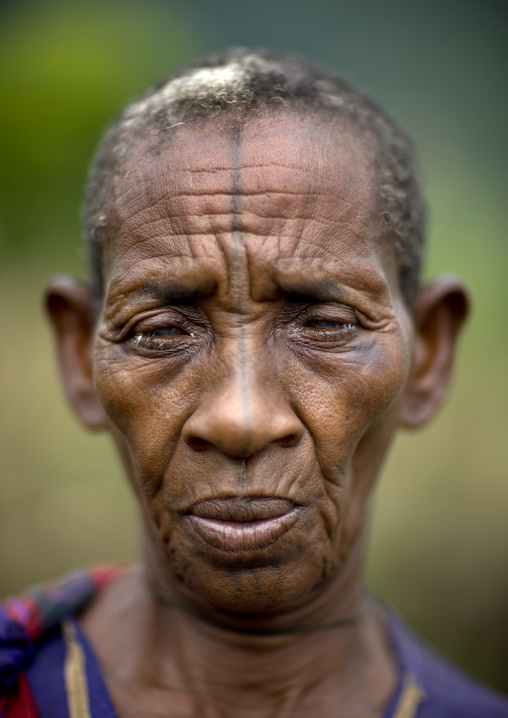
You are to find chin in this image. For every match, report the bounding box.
[150,514,344,616]
[176,559,324,615]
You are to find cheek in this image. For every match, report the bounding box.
[290,336,410,555]
[293,336,410,468]
[93,341,196,495]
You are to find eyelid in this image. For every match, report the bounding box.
[297,303,391,331]
[295,303,358,323]
[101,307,203,342]
[134,314,191,335]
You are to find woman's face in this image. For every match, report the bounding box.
[92,113,414,614]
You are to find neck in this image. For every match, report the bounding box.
[149,596,385,715]
[82,532,397,717]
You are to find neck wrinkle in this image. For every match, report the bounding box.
[139,585,393,717]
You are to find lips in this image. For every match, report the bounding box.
[186,497,300,552]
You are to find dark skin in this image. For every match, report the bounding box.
[46,112,468,717]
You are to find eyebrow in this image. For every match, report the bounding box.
[128,278,216,305]
[123,277,356,310]
[275,277,347,303]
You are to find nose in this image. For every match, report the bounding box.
[182,355,304,459]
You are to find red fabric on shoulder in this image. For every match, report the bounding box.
[3,674,40,718]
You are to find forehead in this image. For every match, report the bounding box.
[103,112,394,304]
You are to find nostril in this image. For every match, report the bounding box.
[186,436,213,452]
[277,433,301,448]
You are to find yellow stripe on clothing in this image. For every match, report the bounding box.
[393,674,426,718]
[62,619,92,718]
[393,676,425,718]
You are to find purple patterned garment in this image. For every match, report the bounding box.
[0,566,123,718]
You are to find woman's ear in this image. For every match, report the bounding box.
[400,276,470,428]
[45,276,108,429]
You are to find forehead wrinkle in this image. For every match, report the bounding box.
[110,135,234,219]
[109,236,252,314]
[274,255,390,304]
[120,188,334,238]
[112,234,234,279]
[109,118,373,250]
[240,221,390,305]
[103,114,384,310]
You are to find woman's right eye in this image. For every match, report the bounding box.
[146,326,186,337]
[130,324,191,353]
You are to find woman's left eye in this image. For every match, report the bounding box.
[307,320,353,330]
[292,313,359,347]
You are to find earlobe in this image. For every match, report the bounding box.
[400,276,470,428]
[45,276,108,429]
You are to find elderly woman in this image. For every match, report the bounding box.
[1,48,507,718]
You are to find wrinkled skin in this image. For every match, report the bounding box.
[47,112,468,717]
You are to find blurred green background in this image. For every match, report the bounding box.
[1,0,507,693]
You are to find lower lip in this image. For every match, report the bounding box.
[188,509,300,552]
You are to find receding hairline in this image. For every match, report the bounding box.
[116,102,378,175]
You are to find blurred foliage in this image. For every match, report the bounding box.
[0,0,198,265]
[0,0,507,696]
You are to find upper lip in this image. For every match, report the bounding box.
[188,497,295,522]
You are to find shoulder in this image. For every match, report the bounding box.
[387,611,508,718]
[0,566,125,713]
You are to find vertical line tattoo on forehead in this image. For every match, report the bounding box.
[229,121,252,475]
